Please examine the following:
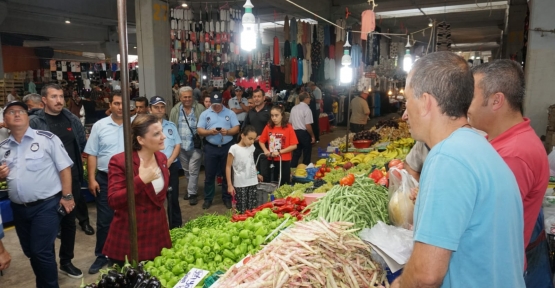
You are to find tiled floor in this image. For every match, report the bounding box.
[0,113,398,287]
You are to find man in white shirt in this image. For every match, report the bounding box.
[289,92,314,167]
[228,87,249,126]
[7,88,18,102]
[309,82,322,142]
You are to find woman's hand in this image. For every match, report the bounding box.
[228,185,236,196]
[270,151,280,157]
[263,151,271,157]
[138,158,161,184]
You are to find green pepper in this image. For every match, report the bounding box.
[153,256,163,267]
[193,239,204,248]
[171,264,184,276]
[192,227,201,235]
[243,238,252,245]
[238,230,251,239]
[214,255,222,263]
[239,243,248,255]
[158,265,168,274]
[144,261,154,270]
[223,242,234,250]
[165,259,176,270]
[232,235,241,245]
[217,234,231,246]
[167,278,178,288]
[223,257,235,266]
[202,246,211,254]
[234,246,242,257]
[160,247,171,257]
[255,227,267,236]
[223,249,236,261]
[195,257,204,267]
[184,254,195,264]
[254,235,265,246]
[213,242,221,253]
[187,263,195,272]
[194,250,203,260]
[164,271,174,281]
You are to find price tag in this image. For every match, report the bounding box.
[364,72,377,79]
[173,268,210,288]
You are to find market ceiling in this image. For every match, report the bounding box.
[0,0,520,53]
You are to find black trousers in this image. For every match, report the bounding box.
[270,160,291,186]
[59,175,80,265]
[73,174,89,226]
[350,123,366,133]
[291,130,312,168]
[254,145,270,183]
[312,109,320,141]
[167,162,182,229]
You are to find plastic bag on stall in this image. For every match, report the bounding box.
[388,168,419,229]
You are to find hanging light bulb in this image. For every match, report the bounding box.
[428,19,433,27]
[403,36,413,73]
[340,32,353,84]
[388,89,393,96]
[241,0,257,51]
[399,88,404,94]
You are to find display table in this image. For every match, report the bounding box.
[319,115,331,134]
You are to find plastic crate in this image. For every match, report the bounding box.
[0,199,13,223]
[317,147,339,158]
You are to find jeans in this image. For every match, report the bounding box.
[12,195,62,288]
[292,130,312,168]
[179,148,203,197]
[254,145,270,183]
[270,160,291,186]
[203,142,232,203]
[58,176,79,265]
[312,109,320,141]
[524,210,554,288]
[94,171,114,257]
[167,161,182,229]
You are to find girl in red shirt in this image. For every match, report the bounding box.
[259,105,298,185]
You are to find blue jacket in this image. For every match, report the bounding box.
[29,108,87,179]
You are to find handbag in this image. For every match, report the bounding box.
[183,108,202,149]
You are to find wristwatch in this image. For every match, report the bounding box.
[62,194,74,201]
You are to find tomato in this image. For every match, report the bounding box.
[319,167,326,174]
[315,172,323,178]
[339,178,350,186]
[335,166,342,170]
[378,176,388,186]
[388,159,402,168]
[325,167,331,172]
[346,174,355,182]
[392,162,404,170]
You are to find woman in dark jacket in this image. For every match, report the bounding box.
[103,114,171,262]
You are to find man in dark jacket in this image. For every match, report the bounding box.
[29,83,91,279]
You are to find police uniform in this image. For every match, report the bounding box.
[197,97,240,206]
[83,115,125,266]
[161,118,182,228]
[228,96,249,123]
[0,127,73,287]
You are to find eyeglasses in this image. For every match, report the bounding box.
[6,110,27,116]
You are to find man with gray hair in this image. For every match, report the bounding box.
[392,52,525,288]
[23,93,44,112]
[169,86,206,205]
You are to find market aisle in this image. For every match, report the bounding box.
[0,113,399,287]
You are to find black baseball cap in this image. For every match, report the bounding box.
[234,86,244,92]
[150,96,166,106]
[4,101,28,114]
[210,91,223,104]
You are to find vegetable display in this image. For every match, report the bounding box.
[274,182,313,199]
[353,130,381,142]
[169,214,230,243]
[143,214,296,287]
[82,257,161,288]
[304,176,390,230]
[231,197,309,222]
[212,219,388,287]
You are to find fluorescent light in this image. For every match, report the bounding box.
[182,3,188,7]
[65,19,71,24]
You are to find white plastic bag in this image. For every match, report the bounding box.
[359,221,414,272]
[388,168,418,229]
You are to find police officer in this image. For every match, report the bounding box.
[0,101,74,287]
[84,91,125,274]
[29,83,90,279]
[197,91,240,210]
[228,86,249,127]
[149,96,182,228]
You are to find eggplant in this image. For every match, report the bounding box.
[125,268,139,285]
[145,278,161,288]
[97,278,107,288]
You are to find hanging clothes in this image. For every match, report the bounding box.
[329,26,336,44]
[324,57,330,80]
[318,25,325,45]
[329,59,336,80]
[284,58,291,84]
[361,10,376,40]
[302,59,310,83]
[351,44,362,68]
[297,58,303,85]
[329,45,335,59]
[291,58,298,84]
[305,43,312,61]
[284,16,290,41]
[311,41,322,72]
[291,40,298,58]
[335,19,346,42]
[297,20,303,44]
[289,17,297,42]
[365,27,381,65]
[297,43,304,60]
[324,25,330,46]
[284,40,291,58]
[273,37,280,65]
[335,41,343,64]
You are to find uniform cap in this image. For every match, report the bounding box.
[149,96,166,106]
[4,101,28,114]
[210,91,223,104]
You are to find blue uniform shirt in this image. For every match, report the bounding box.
[161,119,180,162]
[84,116,125,173]
[197,106,240,145]
[228,97,249,122]
[0,127,73,204]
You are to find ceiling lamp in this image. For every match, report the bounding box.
[399,88,404,94]
[403,36,413,73]
[428,19,433,27]
[241,0,257,51]
[65,18,71,24]
[340,32,353,84]
[181,3,188,7]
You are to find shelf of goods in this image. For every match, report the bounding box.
[0,79,25,107]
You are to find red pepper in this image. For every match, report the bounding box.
[278,204,294,213]
[272,199,287,206]
[258,202,274,209]
[235,215,249,221]
[299,199,307,207]
[303,209,311,215]
[277,213,284,218]
[290,211,299,217]
[296,215,303,221]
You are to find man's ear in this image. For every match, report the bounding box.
[491,93,505,111]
